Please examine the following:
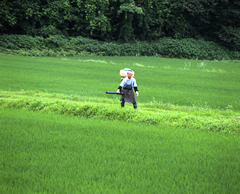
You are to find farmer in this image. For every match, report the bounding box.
[116,69,139,109]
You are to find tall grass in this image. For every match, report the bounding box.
[1,108,239,193]
[0,91,239,134]
[0,54,239,110]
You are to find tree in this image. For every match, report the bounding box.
[0,0,239,50]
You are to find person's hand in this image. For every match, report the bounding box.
[136,91,139,96]
[116,89,120,93]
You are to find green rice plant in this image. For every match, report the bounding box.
[0,54,239,110]
[0,54,239,133]
[0,91,239,134]
[0,53,239,193]
[1,108,240,193]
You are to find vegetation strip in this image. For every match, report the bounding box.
[1,90,239,134]
[1,35,239,60]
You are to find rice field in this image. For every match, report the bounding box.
[0,54,239,110]
[1,109,239,193]
[0,54,240,193]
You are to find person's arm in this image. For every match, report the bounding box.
[133,79,139,96]
[117,79,125,92]
[117,86,122,93]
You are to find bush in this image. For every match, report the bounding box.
[0,34,43,50]
[0,34,239,60]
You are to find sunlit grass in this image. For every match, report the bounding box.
[1,108,239,193]
[0,54,239,110]
[0,54,239,193]
[1,90,239,134]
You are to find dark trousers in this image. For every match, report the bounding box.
[121,99,137,109]
[121,98,136,105]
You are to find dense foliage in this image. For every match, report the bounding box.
[0,0,239,51]
[0,34,239,60]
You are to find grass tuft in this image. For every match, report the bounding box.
[1,90,239,134]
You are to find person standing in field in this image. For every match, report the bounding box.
[117,69,139,109]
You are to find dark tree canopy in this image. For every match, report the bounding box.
[0,0,239,50]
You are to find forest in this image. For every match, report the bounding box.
[1,0,239,51]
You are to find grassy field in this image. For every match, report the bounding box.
[1,109,239,193]
[0,54,240,193]
[0,54,239,110]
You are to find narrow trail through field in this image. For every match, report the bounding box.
[1,90,239,134]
